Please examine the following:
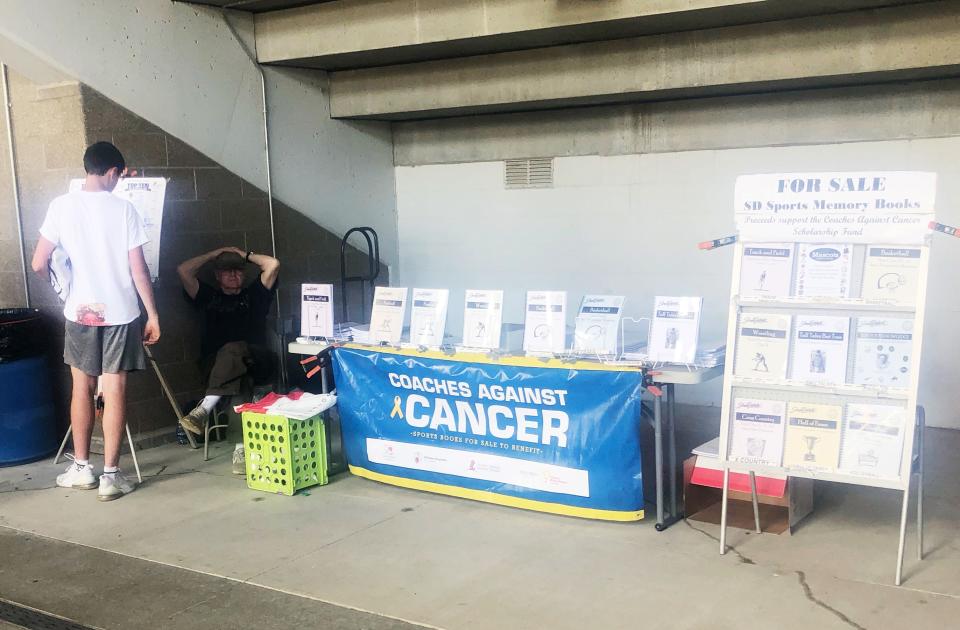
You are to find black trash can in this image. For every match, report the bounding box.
[0,308,58,466]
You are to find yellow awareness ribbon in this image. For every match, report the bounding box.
[390,396,403,419]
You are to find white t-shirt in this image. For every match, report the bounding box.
[39,191,149,326]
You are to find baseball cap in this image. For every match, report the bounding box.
[214,251,246,271]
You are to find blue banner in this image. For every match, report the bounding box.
[332,346,644,520]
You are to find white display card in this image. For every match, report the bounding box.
[461,290,504,349]
[852,317,913,388]
[409,288,449,347]
[795,243,852,298]
[523,291,567,354]
[729,398,787,467]
[733,313,792,380]
[790,315,850,385]
[783,402,843,473]
[839,403,907,479]
[739,243,794,298]
[369,286,408,344]
[861,246,922,305]
[647,296,703,364]
[573,295,625,356]
[300,283,334,338]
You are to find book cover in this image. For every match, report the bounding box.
[574,294,625,356]
[839,403,907,479]
[790,315,851,385]
[462,290,504,349]
[408,288,449,347]
[300,283,334,338]
[783,402,843,472]
[796,243,852,298]
[728,398,787,466]
[861,246,922,305]
[739,243,794,298]
[369,286,408,344]
[648,296,703,364]
[734,313,792,380]
[852,317,913,387]
[523,291,567,353]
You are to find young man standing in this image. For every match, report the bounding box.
[31,142,160,501]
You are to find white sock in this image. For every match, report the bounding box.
[75,458,89,467]
[200,395,222,413]
[103,466,118,476]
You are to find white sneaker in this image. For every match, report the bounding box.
[56,460,98,490]
[98,470,137,502]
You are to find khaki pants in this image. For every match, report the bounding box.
[203,341,275,396]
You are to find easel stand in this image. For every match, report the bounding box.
[719,405,925,585]
[712,171,937,586]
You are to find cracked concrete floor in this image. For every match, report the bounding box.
[1,429,959,630]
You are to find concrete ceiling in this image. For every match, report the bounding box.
[255,0,933,70]
[184,0,334,13]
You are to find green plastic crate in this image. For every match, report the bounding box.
[242,411,329,495]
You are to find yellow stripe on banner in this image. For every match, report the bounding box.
[340,343,641,372]
[349,465,645,522]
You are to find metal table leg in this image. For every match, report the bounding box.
[652,383,682,531]
[667,383,679,518]
[653,387,665,530]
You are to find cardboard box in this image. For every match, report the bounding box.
[684,455,813,534]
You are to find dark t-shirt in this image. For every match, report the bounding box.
[186,279,276,360]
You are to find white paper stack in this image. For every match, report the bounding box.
[839,403,907,479]
[695,342,726,368]
[523,290,567,354]
[346,323,370,343]
[692,437,720,458]
[790,315,851,384]
[369,287,408,344]
[648,296,703,364]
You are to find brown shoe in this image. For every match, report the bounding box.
[180,404,208,436]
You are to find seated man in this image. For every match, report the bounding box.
[177,246,280,446]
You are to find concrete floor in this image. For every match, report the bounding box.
[1,429,959,630]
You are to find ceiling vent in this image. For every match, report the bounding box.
[504,157,554,189]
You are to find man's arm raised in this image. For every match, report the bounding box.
[247,251,280,290]
[176,246,240,299]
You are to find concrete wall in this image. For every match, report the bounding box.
[0,69,25,306]
[0,1,398,266]
[394,140,960,430]
[1,64,381,445]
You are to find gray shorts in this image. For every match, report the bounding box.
[64,320,147,376]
